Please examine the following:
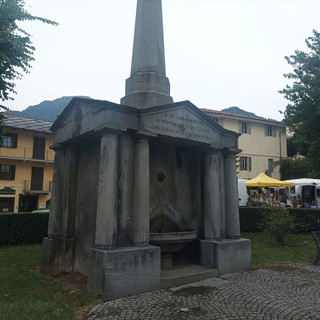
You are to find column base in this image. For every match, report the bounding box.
[199,238,251,274]
[42,236,75,274]
[87,245,161,301]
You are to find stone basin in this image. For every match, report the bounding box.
[149,231,198,254]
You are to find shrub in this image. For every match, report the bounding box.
[259,207,298,246]
[0,213,49,245]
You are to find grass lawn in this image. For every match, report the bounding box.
[242,232,317,268]
[0,233,317,319]
[0,244,97,320]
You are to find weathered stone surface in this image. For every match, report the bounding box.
[73,141,100,275]
[141,102,222,145]
[224,150,241,239]
[87,246,161,300]
[149,142,197,233]
[130,0,166,76]
[199,238,251,274]
[204,150,222,239]
[42,237,75,273]
[95,133,119,249]
[117,133,134,246]
[52,99,139,144]
[121,0,173,109]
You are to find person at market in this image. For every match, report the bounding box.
[292,196,298,208]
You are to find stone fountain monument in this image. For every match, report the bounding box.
[42,0,251,300]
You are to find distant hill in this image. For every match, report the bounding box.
[221,106,262,118]
[13,96,91,121]
[13,99,262,123]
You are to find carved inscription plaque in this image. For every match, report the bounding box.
[142,107,220,144]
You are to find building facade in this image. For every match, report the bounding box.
[202,109,287,180]
[0,113,54,212]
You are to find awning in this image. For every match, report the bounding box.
[284,178,320,186]
[245,172,294,187]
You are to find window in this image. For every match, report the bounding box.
[265,125,276,137]
[239,121,251,134]
[2,133,18,148]
[268,159,274,173]
[33,136,46,160]
[240,156,252,171]
[0,164,16,180]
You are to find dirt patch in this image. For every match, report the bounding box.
[49,272,88,288]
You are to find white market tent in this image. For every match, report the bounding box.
[284,178,320,186]
[284,178,320,207]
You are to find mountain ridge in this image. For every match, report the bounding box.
[12,96,91,121]
[12,98,265,122]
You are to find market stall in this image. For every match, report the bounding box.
[245,172,293,206]
[284,178,320,208]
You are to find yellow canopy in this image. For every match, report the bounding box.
[245,172,294,187]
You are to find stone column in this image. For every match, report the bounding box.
[47,146,66,237]
[118,133,134,247]
[132,135,150,246]
[224,149,241,239]
[219,151,226,238]
[95,132,119,249]
[60,145,78,238]
[204,149,221,240]
[43,144,77,273]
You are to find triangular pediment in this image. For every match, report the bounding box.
[140,101,227,145]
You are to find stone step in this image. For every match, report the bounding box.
[160,264,218,289]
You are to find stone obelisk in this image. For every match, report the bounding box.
[121,0,173,109]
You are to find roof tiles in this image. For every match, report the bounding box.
[3,113,53,134]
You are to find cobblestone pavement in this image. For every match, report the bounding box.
[88,263,320,320]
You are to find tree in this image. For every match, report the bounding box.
[280,30,320,177]
[0,0,57,136]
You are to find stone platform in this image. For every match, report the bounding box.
[160,264,218,289]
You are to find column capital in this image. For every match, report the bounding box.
[97,127,125,137]
[50,143,66,152]
[205,145,223,156]
[224,148,242,157]
[134,130,157,141]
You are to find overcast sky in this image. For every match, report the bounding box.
[4,0,320,121]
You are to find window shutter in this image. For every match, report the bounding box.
[10,165,16,180]
[249,157,252,171]
[272,126,276,137]
[247,122,251,135]
[239,121,242,133]
[12,134,18,148]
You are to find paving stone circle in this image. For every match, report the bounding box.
[88,263,320,320]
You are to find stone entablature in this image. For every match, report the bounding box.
[52,98,239,150]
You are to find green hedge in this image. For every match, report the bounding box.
[0,213,49,245]
[290,208,320,232]
[239,207,264,232]
[2,208,320,245]
[239,207,320,233]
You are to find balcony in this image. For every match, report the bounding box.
[23,180,52,194]
[0,147,54,163]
